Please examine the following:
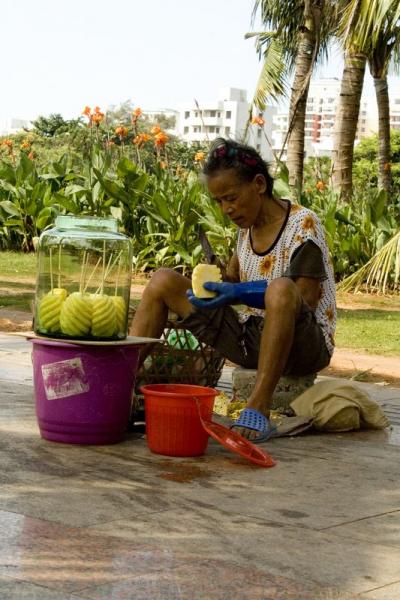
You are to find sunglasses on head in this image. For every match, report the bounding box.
[211,142,258,167]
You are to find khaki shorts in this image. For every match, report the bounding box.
[179,301,331,376]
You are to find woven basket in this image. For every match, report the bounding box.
[134,316,225,390]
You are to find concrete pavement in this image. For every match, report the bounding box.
[0,333,399,599]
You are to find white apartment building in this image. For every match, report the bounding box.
[176,87,277,162]
[0,117,30,136]
[272,78,377,159]
[389,85,400,130]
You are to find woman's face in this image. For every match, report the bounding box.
[206,168,267,229]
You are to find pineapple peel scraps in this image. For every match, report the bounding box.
[214,393,283,426]
[213,392,231,417]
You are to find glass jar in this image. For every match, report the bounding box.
[34,216,133,341]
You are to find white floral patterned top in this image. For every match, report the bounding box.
[236,200,336,355]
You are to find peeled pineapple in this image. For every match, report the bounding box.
[60,292,92,337]
[38,288,68,333]
[192,264,222,298]
[91,294,117,338]
[111,296,127,335]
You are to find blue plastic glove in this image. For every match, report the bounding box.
[187,280,268,310]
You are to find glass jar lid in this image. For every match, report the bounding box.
[55,215,118,232]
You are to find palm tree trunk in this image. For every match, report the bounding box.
[286,0,322,199]
[332,51,366,200]
[373,75,392,194]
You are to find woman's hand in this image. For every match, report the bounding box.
[187,282,236,309]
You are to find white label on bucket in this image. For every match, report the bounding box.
[41,358,89,400]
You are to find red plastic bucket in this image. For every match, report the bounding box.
[32,338,140,445]
[141,383,218,457]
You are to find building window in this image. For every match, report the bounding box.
[194,111,198,118]
[210,110,216,117]
[226,110,231,119]
[183,126,189,134]
[395,99,400,104]
[217,111,221,117]
[184,111,190,119]
[209,126,215,133]
[193,126,201,133]
[225,126,230,135]
[216,127,220,133]
[256,143,261,151]
[257,128,262,138]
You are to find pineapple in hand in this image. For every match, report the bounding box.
[191,264,222,298]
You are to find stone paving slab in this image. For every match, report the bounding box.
[364,582,400,599]
[89,505,400,594]
[0,579,88,600]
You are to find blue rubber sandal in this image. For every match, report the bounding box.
[231,408,277,443]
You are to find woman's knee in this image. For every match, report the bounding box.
[146,268,189,299]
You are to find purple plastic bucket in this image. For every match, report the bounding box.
[31,338,140,445]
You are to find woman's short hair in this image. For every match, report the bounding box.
[203,137,274,197]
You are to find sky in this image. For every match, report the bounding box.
[2,0,399,123]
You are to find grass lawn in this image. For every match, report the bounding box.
[335,308,400,356]
[0,251,37,278]
[0,251,399,356]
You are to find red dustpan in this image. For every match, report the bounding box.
[199,416,276,468]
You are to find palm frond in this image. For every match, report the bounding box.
[340,0,400,53]
[249,35,288,109]
[337,230,400,294]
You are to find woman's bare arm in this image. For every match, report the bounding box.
[224,252,240,283]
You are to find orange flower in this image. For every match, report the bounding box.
[290,204,302,213]
[20,140,31,150]
[2,139,14,155]
[115,125,129,138]
[133,133,151,146]
[259,254,276,276]
[83,106,105,125]
[28,151,35,160]
[90,113,104,127]
[383,162,391,172]
[105,140,116,149]
[131,107,143,124]
[251,116,265,127]
[301,214,317,235]
[194,151,205,162]
[316,180,325,191]
[151,125,161,135]
[159,160,168,169]
[154,131,168,147]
